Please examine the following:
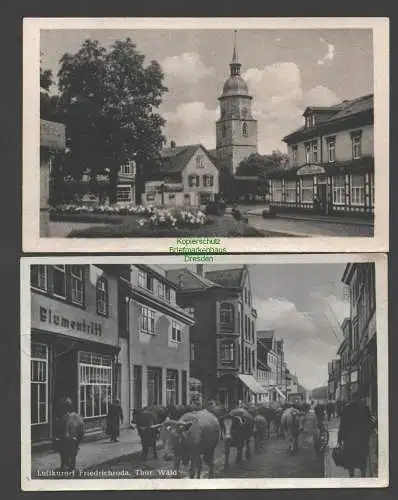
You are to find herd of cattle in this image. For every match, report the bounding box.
[130,401,311,478]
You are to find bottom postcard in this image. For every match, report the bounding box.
[20,254,388,490]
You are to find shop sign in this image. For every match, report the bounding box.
[40,120,66,150]
[297,164,326,176]
[39,306,102,336]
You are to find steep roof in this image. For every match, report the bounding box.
[166,268,219,291]
[158,144,201,174]
[257,330,275,340]
[283,94,373,142]
[205,267,245,288]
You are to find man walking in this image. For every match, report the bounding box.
[106,398,124,442]
[337,391,376,477]
[54,397,85,472]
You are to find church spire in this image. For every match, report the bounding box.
[230,30,241,77]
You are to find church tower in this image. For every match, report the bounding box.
[216,31,258,175]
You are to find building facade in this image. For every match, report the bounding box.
[167,265,264,410]
[342,262,377,415]
[215,37,258,175]
[30,264,121,443]
[143,144,220,207]
[257,330,286,403]
[267,94,374,217]
[337,317,352,402]
[327,359,341,402]
[118,265,195,421]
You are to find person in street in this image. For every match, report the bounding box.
[337,391,376,477]
[106,398,124,442]
[312,402,329,475]
[54,397,85,472]
[326,400,335,421]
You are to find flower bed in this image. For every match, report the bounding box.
[50,204,210,229]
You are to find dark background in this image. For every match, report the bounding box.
[0,2,395,500]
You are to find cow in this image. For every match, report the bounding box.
[280,406,305,452]
[256,405,282,438]
[253,414,268,451]
[220,407,255,471]
[131,406,168,460]
[160,409,220,478]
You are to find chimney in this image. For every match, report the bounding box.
[170,140,176,149]
[178,272,184,289]
[196,264,204,276]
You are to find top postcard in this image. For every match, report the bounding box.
[23,17,389,254]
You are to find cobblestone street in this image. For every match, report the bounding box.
[79,415,322,479]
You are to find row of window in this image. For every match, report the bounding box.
[138,304,182,342]
[137,269,174,303]
[291,131,363,165]
[271,175,369,207]
[133,365,188,408]
[31,265,108,316]
[188,174,214,188]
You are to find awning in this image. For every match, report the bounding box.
[238,374,267,394]
[275,387,287,399]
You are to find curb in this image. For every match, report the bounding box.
[247,212,374,227]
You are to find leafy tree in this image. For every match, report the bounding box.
[56,38,168,203]
[236,153,276,179]
[40,63,60,121]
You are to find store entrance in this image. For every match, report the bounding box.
[52,348,78,434]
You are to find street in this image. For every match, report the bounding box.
[82,415,322,479]
[246,214,373,237]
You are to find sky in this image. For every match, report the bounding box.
[164,263,349,390]
[40,28,373,153]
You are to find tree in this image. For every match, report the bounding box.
[56,38,168,203]
[40,63,60,121]
[235,153,276,179]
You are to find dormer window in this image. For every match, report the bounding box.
[305,113,315,128]
[305,143,311,164]
[292,145,298,164]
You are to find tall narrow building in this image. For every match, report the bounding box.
[216,31,258,175]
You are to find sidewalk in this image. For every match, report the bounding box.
[31,428,146,474]
[324,418,378,478]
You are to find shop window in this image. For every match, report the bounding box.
[327,137,336,162]
[79,352,112,418]
[285,181,296,203]
[133,365,142,409]
[351,175,365,206]
[71,265,84,306]
[166,369,179,406]
[139,306,156,334]
[147,367,162,406]
[351,133,362,159]
[171,320,182,342]
[96,277,108,317]
[31,343,48,425]
[116,185,133,203]
[332,176,345,205]
[242,122,248,137]
[220,302,234,329]
[300,177,313,203]
[190,342,200,361]
[220,341,236,363]
[272,180,282,202]
[31,265,47,291]
[53,265,66,298]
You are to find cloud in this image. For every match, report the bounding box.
[162,61,341,153]
[162,101,218,149]
[256,296,342,389]
[317,37,336,65]
[162,52,215,84]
